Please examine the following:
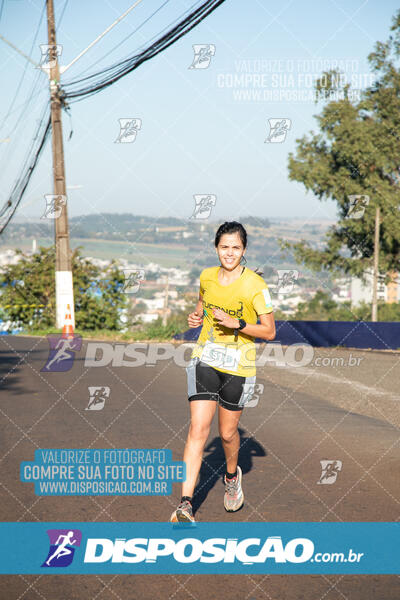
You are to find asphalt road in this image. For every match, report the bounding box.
[0,335,399,599]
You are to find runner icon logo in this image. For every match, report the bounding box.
[86,386,110,411]
[190,194,217,220]
[189,44,216,69]
[115,118,142,143]
[265,118,291,143]
[276,270,298,294]
[42,529,82,568]
[347,195,369,219]
[41,194,66,219]
[122,269,145,294]
[41,335,82,372]
[239,383,264,408]
[37,44,62,70]
[317,460,342,485]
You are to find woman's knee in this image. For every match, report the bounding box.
[219,428,237,444]
[188,422,210,442]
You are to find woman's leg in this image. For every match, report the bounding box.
[181,400,217,497]
[218,404,242,473]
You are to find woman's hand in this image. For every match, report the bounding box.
[188,310,203,328]
[212,308,239,330]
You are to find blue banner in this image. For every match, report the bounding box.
[0,522,398,574]
[175,321,400,350]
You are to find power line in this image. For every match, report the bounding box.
[0,0,228,234]
[58,0,69,29]
[62,0,226,102]
[0,0,70,137]
[61,0,146,75]
[0,1,46,135]
[0,0,72,190]
[0,106,51,231]
[0,0,69,137]
[71,0,173,79]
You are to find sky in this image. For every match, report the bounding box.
[0,0,398,224]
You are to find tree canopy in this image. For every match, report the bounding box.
[0,246,127,330]
[282,10,400,284]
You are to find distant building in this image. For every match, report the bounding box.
[332,277,351,303]
[136,308,171,323]
[137,298,164,311]
[386,272,399,303]
[350,271,399,306]
[0,249,20,267]
[154,290,178,299]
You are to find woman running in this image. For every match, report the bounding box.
[170,221,276,523]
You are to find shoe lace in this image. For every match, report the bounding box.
[179,500,192,512]
[225,476,237,496]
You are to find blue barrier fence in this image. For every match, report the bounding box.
[174,321,400,350]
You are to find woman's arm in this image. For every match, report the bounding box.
[212,308,276,341]
[195,294,203,316]
[187,294,204,328]
[236,312,276,341]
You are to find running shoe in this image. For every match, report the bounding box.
[170,500,195,523]
[224,465,244,512]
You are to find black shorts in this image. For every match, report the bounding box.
[186,357,256,412]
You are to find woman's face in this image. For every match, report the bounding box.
[215,231,245,271]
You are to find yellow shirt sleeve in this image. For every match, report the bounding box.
[252,283,274,315]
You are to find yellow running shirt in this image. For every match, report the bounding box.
[190,266,274,377]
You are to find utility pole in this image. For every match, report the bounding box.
[46,0,75,329]
[1,1,144,329]
[162,275,169,326]
[371,205,380,322]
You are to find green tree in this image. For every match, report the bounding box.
[0,246,127,330]
[282,11,400,283]
[290,291,400,322]
[293,291,353,321]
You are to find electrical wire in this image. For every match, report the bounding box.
[0,0,46,136]
[0,0,69,133]
[0,0,228,232]
[57,0,69,30]
[62,0,226,102]
[0,0,70,206]
[71,0,172,79]
[0,105,51,231]
[0,0,69,140]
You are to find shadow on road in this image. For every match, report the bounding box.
[192,427,266,514]
[0,344,26,394]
